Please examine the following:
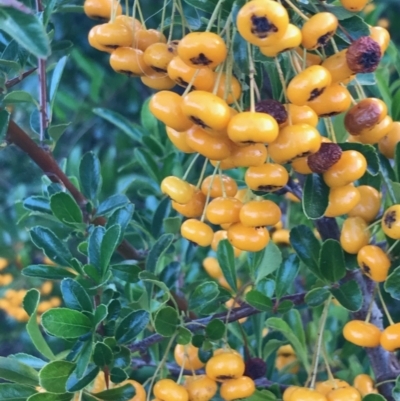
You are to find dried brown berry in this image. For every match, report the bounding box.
[255,99,288,125]
[346,36,382,73]
[344,98,387,135]
[307,143,343,174]
[244,357,267,380]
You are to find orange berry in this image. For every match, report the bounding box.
[181,219,214,247]
[357,245,391,282]
[227,223,270,252]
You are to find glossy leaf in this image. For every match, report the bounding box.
[217,239,237,292]
[154,306,179,337]
[146,233,174,274]
[189,282,219,310]
[23,265,76,280]
[0,357,39,386]
[305,288,331,308]
[30,227,73,267]
[255,241,282,284]
[39,361,75,394]
[93,343,113,368]
[100,224,121,274]
[61,278,93,312]
[3,90,38,105]
[290,225,322,279]
[0,383,37,401]
[41,308,93,339]
[275,254,300,299]
[93,384,135,401]
[23,290,56,360]
[206,319,226,341]
[96,194,130,217]
[115,310,150,344]
[319,240,346,283]
[0,8,50,58]
[330,280,362,312]
[79,152,102,201]
[302,174,329,219]
[23,196,52,214]
[106,204,134,243]
[27,393,73,401]
[50,56,68,110]
[88,226,105,272]
[10,354,46,370]
[384,266,400,300]
[65,364,99,393]
[50,192,83,226]
[245,290,273,312]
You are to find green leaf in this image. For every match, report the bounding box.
[93,108,143,143]
[88,226,105,272]
[163,217,181,234]
[146,233,174,274]
[48,124,70,141]
[60,278,93,312]
[23,265,76,280]
[110,367,128,384]
[107,204,134,243]
[96,194,130,216]
[302,174,329,219]
[245,290,273,312]
[319,240,346,283]
[100,225,121,275]
[10,354,46,370]
[50,192,83,226]
[176,327,192,345]
[189,281,219,310]
[93,384,135,401]
[74,340,94,380]
[134,148,161,183]
[28,393,72,401]
[115,310,150,344]
[363,395,387,401]
[339,143,379,176]
[49,56,68,110]
[266,318,310,372]
[275,254,300,299]
[93,343,113,368]
[217,239,237,292]
[0,357,39,386]
[111,263,141,283]
[39,361,75,394]
[283,309,306,350]
[0,383,37,401]
[23,290,56,360]
[290,225,322,279]
[305,288,331,307]
[154,306,179,337]
[246,389,277,401]
[206,319,226,341]
[336,15,370,42]
[66,364,99,393]
[23,196,52,214]
[330,280,362,312]
[396,142,400,182]
[0,8,50,58]
[384,266,400,300]
[3,90,38,105]
[41,308,93,339]
[255,241,282,284]
[79,152,102,201]
[30,226,73,267]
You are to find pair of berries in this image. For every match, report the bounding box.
[343,320,400,352]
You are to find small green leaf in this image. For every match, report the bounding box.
[0,383,37,401]
[245,290,273,312]
[163,217,181,234]
[3,90,38,105]
[0,8,50,58]
[66,364,99,393]
[330,280,362,312]
[134,148,161,183]
[50,192,83,226]
[88,226,105,272]
[217,239,237,292]
[41,308,93,339]
[146,233,174,274]
[255,241,282,283]
[283,309,306,350]
[305,288,331,307]
[50,56,68,110]
[30,226,73,267]
[23,290,56,360]
[302,174,329,219]
[246,389,277,401]
[93,343,113,368]
[23,196,51,214]
[384,266,400,300]
[100,225,121,274]
[107,204,134,243]
[206,319,226,341]
[189,282,219,310]
[23,265,76,280]
[60,278,93,312]
[154,306,179,337]
[115,310,150,344]
[93,384,135,401]
[275,254,300,299]
[48,123,70,141]
[96,195,130,217]
[176,327,192,345]
[290,225,322,279]
[363,395,387,401]
[319,240,346,283]
[10,354,46,370]
[112,263,141,283]
[39,361,75,394]
[28,393,72,401]
[79,152,102,201]
[0,357,39,386]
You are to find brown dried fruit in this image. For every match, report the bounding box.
[344,98,387,135]
[244,358,267,380]
[346,36,382,73]
[307,143,343,174]
[255,99,288,125]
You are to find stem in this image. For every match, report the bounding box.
[182,153,200,180]
[284,0,309,20]
[206,0,224,31]
[176,0,191,34]
[135,0,146,28]
[274,57,291,123]
[200,162,220,222]
[365,285,377,323]
[160,0,168,32]
[324,118,337,143]
[376,379,397,387]
[321,345,335,384]
[387,240,400,255]
[196,158,209,188]
[248,42,256,112]
[167,0,176,42]
[366,219,383,231]
[308,296,332,389]
[377,286,395,326]
[380,172,398,205]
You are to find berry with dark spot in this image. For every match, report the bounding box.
[255,99,288,125]
[346,36,382,73]
[307,143,343,173]
[244,358,267,380]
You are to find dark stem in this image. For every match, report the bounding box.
[128,292,306,353]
